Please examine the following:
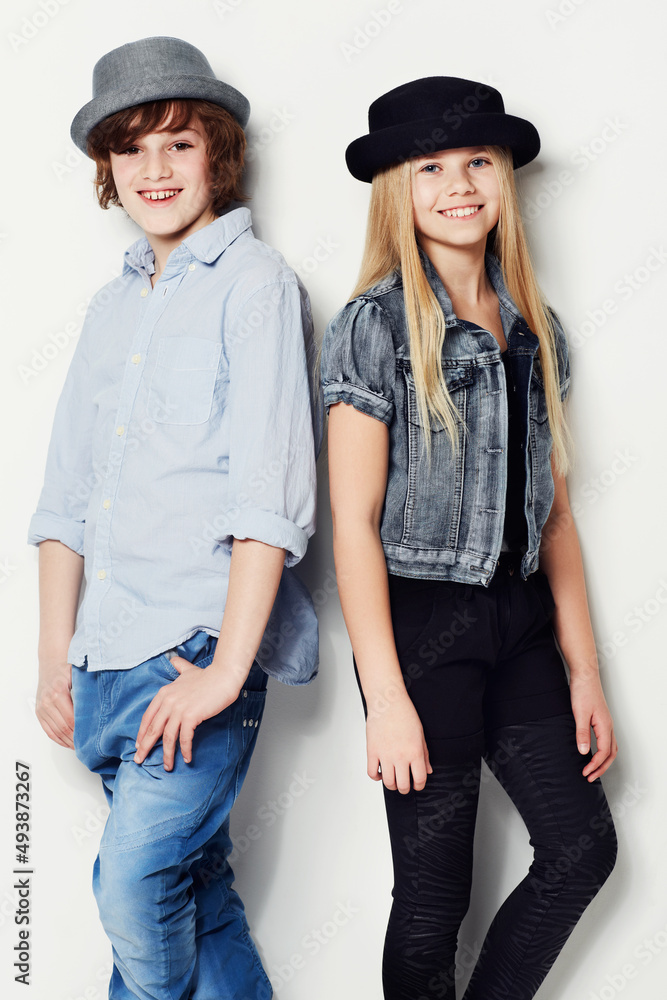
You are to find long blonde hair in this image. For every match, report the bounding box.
[350,145,572,476]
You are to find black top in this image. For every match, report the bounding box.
[500,350,528,553]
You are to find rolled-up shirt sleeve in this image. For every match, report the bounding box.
[320,296,396,425]
[27,304,96,555]
[217,278,317,567]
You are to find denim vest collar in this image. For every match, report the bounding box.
[417,246,540,355]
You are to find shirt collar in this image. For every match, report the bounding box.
[122,206,253,277]
[483,252,523,321]
[418,246,523,327]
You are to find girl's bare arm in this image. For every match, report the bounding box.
[328,401,432,794]
[539,462,618,780]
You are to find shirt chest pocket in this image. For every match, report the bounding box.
[148,336,223,425]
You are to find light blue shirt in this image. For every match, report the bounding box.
[28,208,323,681]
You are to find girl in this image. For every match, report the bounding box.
[321,77,618,1000]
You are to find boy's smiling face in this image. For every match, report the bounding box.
[110,115,217,253]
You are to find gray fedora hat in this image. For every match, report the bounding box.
[71,36,250,155]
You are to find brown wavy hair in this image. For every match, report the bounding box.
[86,98,247,216]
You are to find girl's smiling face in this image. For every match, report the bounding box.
[109,118,216,247]
[411,146,501,256]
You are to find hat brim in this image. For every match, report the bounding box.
[71,75,250,155]
[345,112,540,182]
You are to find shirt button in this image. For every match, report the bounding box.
[103,499,111,509]
[97,569,107,580]
[131,353,141,364]
[116,425,125,436]
[188,263,196,272]
[140,287,149,298]
[248,719,253,726]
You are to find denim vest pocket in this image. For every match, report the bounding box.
[401,362,475,550]
[148,336,222,425]
[529,367,549,425]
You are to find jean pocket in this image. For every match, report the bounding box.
[529,569,556,619]
[156,653,181,680]
[147,336,222,425]
[240,687,267,750]
[390,583,441,661]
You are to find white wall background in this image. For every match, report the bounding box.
[2,1,666,998]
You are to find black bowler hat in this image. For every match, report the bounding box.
[345,76,540,182]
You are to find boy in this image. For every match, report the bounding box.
[28,36,321,1000]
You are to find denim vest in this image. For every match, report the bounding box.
[320,251,570,586]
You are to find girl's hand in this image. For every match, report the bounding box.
[134,656,242,771]
[569,672,618,781]
[366,691,433,794]
[36,660,74,749]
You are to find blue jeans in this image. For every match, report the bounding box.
[71,630,272,1000]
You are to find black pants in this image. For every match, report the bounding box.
[382,714,617,999]
[358,554,618,999]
